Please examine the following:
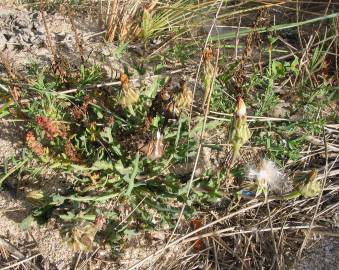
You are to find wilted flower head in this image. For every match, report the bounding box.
[298,169,321,198]
[119,73,139,116]
[36,116,66,140]
[140,130,164,160]
[173,81,192,115]
[68,222,98,251]
[120,73,129,87]
[247,159,285,195]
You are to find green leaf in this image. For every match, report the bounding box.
[92,160,113,171]
[51,194,66,205]
[0,100,12,118]
[126,153,140,196]
[191,118,221,135]
[59,211,76,221]
[20,214,35,231]
[100,127,114,143]
[144,77,161,98]
[115,160,132,175]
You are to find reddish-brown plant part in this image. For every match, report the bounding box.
[70,96,93,120]
[95,215,106,230]
[26,131,45,157]
[64,139,81,163]
[36,115,66,140]
[190,218,205,252]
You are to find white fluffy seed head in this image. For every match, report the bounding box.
[247,159,287,194]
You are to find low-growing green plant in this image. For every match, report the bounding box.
[0,64,226,249]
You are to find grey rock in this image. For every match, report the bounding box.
[55,32,66,42]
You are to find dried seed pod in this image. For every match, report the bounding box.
[118,74,139,116]
[228,97,251,167]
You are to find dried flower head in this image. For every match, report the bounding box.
[26,131,45,157]
[140,130,164,160]
[70,96,92,120]
[95,215,106,230]
[120,73,129,86]
[247,159,285,195]
[68,222,98,251]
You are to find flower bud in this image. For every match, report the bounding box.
[228,97,251,166]
[236,96,246,117]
